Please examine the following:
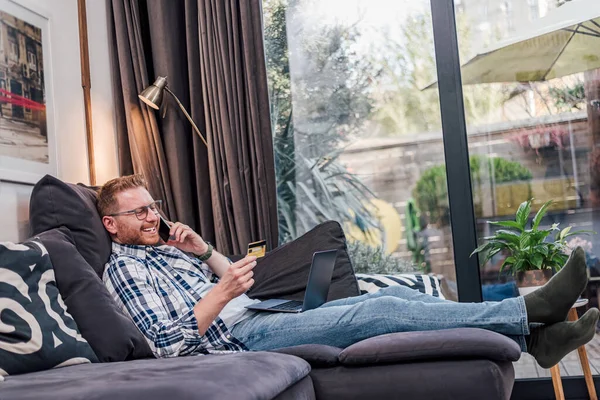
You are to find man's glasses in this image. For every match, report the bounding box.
[108,200,163,220]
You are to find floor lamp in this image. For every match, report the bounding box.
[138,76,208,147]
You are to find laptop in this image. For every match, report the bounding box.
[245,249,337,313]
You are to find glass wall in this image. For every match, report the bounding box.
[454,0,600,379]
[263,0,461,297]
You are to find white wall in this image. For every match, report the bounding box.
[0,0,118,242]
[87,0,118,184]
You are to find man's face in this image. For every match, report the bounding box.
[102,187,161,246]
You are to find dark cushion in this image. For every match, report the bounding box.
[0,239,98,378]
[29,175,112,277]
[338,328,522,365]
[34,227,153,362]
[248,221,360,302]
[0,352,311,400]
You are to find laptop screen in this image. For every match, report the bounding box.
[302,250,337,311]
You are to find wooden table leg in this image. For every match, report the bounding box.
[568,308,598,400]
[551,364,566,400]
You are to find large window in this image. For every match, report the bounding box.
[263,0,461,294]
[454,0,600,379]
[263,0,600,391]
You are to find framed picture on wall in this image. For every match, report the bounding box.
[0,0,56,184]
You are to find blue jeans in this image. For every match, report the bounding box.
[231,285,529,351]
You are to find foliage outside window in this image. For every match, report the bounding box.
[413,156,533,226]
[264,0,379,245]
[348,241,417,275]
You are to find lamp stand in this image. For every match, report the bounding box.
[164,87,208,148]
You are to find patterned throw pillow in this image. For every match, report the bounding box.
[0,240,98,380]
[356,273,445,299]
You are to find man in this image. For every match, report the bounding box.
[100,174,598,368]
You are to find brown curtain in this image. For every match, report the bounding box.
[108,0,278,254]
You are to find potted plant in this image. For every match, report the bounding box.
[472,199,594,295]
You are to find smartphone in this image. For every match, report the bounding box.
[158,215,172,243]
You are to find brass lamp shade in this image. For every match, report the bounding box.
[138,76,168,109]
[138,75,209,148]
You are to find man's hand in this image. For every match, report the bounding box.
[193,255,256,335]
[167,222,208,255]
[214,256,257,301]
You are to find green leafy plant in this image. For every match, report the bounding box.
[548,82,585,111]
[412,165,448,226]
[472,199,594,275]
[486,157,533,183]
[276,147,378,243]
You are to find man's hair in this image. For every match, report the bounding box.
[97,174,148,217]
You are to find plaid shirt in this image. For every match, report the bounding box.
[103,242,248,357]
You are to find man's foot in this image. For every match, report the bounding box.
[524,247,588,325]
[527,308,599,369]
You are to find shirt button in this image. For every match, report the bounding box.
[226,335,231,339]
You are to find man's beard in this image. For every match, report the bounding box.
[115,221,160,246]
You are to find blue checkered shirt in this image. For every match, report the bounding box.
[103,242,248,357]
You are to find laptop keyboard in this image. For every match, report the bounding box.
[271,300,303,311]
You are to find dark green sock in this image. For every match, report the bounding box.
[527,308,599,368]
[523,247,588,325]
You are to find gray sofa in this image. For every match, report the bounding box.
[1,328,520,399]
[0,175,522,399]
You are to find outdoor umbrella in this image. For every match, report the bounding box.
[425,0,600,87]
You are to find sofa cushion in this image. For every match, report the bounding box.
[356,273,445,299]
[248,221,360,302]
[0,352,311,400]
[0,240,98,378]
[34,227,153,362]
[29,175,111,277]
[308,359,515,400]
[338,328,521,366]
[272,328,521,370]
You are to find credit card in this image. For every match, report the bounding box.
[247,240,266,258]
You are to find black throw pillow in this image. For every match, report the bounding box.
[0,239,98,379]
[247,221,360,301]
[29,175,112,277]
[35,227,154,362]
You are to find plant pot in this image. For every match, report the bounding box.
[516,270,554,296]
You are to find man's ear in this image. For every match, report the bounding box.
[102,216,118,235]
